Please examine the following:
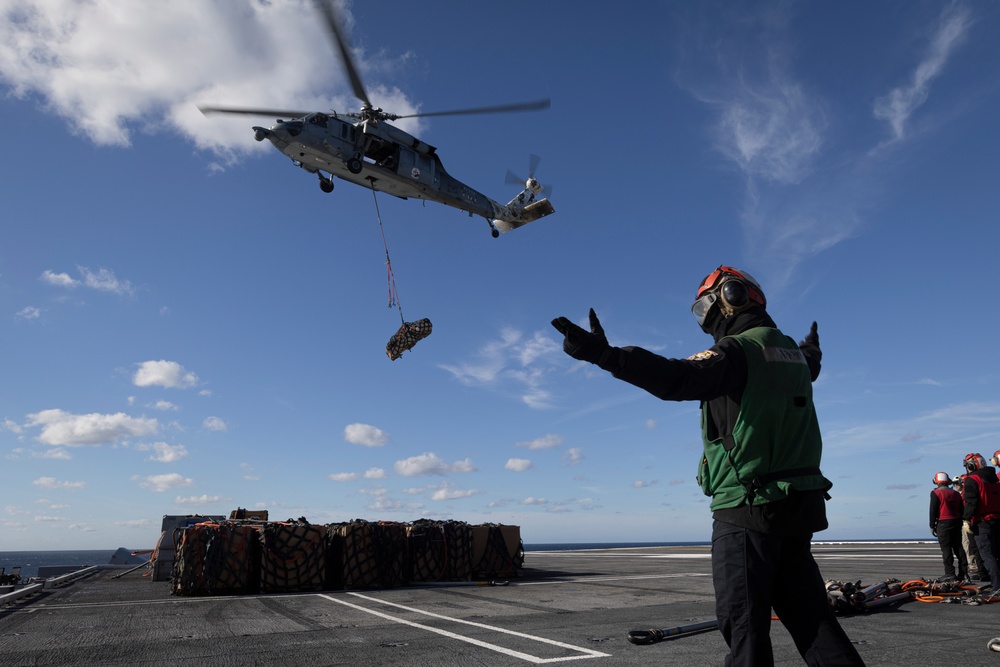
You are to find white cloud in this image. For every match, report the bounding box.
[873,4,972,141]
[505,458,533,472]
[175,494,223,505]
[32,476,85,490]
[521,497,547,506]
[25,409,158,446]
[439,327,560,409]
[393,452,476,477]
[16,306,41,320]
[113,519,152,528]
[134,360,200,389]
[363,468,386,479]
[137,473,193,492]
[137,441,188,463]
[151,400,178,411]
[360,487,404,512]
[344,423,389,447]
[202,416,227,432]
[40,270,79,288]
[563,448,584,465]
[79,267,134,295]
[36,447,72,460]
[515,434,563,450]
[40,267,134,295]
[429,482,476,501]
[0,1,422,158]
[329,472,359,482]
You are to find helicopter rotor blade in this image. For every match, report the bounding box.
[391,98,551,120]
[198,105,313,118]
[528,153,541,178]
[315,0,372,108]
[505,169,524,186]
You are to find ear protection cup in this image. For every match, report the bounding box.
[720,279,749,310]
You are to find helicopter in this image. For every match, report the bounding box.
[199,1,554,238]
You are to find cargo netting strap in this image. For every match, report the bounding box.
[171,523,259,596]
[369,182,433,361]
[260,521,326,593]
[476,525,524,578]
[371,182,404,321]
[337,520,379,588]
[409,520,447,582]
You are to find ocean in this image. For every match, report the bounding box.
[0,544,696,580]
[0,550,120,580]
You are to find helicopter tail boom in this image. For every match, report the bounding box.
[492,189,555,234]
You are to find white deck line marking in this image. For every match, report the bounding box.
[319,592,611,664]
[516,573,710,586]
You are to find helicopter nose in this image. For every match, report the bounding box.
[253,126,270,142]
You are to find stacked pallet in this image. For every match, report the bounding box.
[170,518,522,596]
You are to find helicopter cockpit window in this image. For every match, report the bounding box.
[308,113,328,128]
[284,120,303,137]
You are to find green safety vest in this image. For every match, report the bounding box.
[697,327,832,510]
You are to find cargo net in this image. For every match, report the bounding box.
[475,523,525,579]
[386,318,433,360]
[259,520,327,593]
[330,520,408,589]
[171,522,260,596]
[408,519,473,582]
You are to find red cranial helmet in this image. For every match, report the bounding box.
[933,472,951,485]
[964,453,988,472]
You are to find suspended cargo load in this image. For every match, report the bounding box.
[386,318,433,360]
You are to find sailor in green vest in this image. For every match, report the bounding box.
[552,265,864,667]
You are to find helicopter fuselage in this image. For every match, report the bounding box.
[256,113,494,215]
[252,113,553,234]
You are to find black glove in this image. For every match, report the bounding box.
[551,308,610,364]
[801,321,819,347]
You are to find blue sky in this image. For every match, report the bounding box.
[2,0,998,550]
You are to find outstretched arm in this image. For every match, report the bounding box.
[799,321,822,381]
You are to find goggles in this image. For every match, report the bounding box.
[691,291,719,325]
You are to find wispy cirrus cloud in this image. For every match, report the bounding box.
[439,327,560,409]
[873,3,973,142]
[671,3,974,293]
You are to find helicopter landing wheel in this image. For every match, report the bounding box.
[319,178,334,193]
[491,228,500,238]
[346,157,363,174]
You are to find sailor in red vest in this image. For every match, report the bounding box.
[929,471,967,581]
[961,453,1000,592]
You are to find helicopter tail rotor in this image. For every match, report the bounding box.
[505,154,552,197]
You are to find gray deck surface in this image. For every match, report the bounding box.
[1,542,996,666]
